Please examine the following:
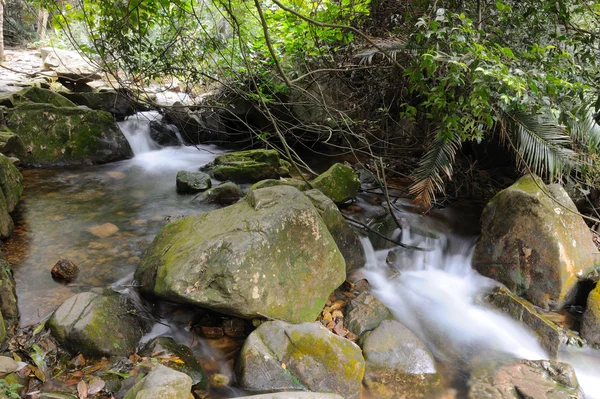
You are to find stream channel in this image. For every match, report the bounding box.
[2,111,600,397]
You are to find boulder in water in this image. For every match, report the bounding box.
[123,364,192,399]
[176,171,211,193]
[468,359,583,399]
[136,186,346,322]
[581,285,600,347]
[304,189,364,272]
[60,89,135,121]
[236,320,365,399]
[5,104,132,166]
[191,181,244,205]
[51,259,79,282]
[312,163,360,204]
[345,292,393,338]
[48,290,147,357]
[149,119,181,146]
[211,149,291,183]
[362,320,443,399]
[472,175,599,308]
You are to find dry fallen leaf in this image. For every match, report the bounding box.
[77,379,88,399]
[87,377,105,395]
[330,300,346,311]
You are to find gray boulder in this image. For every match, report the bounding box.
[176,170,211,193]
[124,364,192,399]
[362,320,443,399]
[48,290,147,357]
[236,321,365,399]
[191,181,244,205]
[136,186,346,323]
[472,175,599,308]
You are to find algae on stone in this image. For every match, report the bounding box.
[581,285,600,347]
[211,149,291,183]
[136,186,346,323]
[312,163,360,204]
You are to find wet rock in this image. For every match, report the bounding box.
[311,163,360,204]
[136,186,345,322]
[211,149,291,183]
[482,286,581,359]
[48,290,147,357]
[472,175,598,308]
[0,87,76,108]
[367,213,401,250]
[149,119,181,146]
[164,105,230,145]
[176,170,211,193]
[249,178,310,193]
[362,320,443,399]
[236,321,365,399]
[304,189,365,272]
[232,394,344,399]
[0,131,26,158]
[345,292,393,338]
[0,153,23,239]
[581,285,600,347]
[5,104,132,166]
[191,181,244,205]
[386,247,417,271]
[51,259,79,282]
[123,364,192,399]
[468,359,583,399]
[60,90,135,121]
[141,337,207,389]
[86,223,119,238]
[0,256,18,330]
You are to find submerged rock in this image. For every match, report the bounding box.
[176,170,211,193]
[345,292,393,338]
[123,364,192,399]
[482,286,581,359]
[211,149,291,183]
[48,290,147,357]
[136,186,345,322]
[5,104,132,166]
[304,189,364,272]
[191,181,244,205]
[468,359,583,399]
[141,337,207,389]
[236,321,365,399]
[472,175,599,309]
[51,259,79,282]
[581,285,600,347]
[362,320,443,399]
[312,163,360,204]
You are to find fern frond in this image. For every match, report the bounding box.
[409,132,461,210]
[508,112,577,181]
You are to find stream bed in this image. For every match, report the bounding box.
[2,112,600,398]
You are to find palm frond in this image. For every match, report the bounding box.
[508,112,577,181]
[409,132,461,210]
[570,110,600,150]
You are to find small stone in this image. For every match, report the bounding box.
[86,223,119,238]
[176,170,211,193]
[51,259,79,282]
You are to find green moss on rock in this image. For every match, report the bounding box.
[6,87,76,108]
[211,149,291,183]
[581,286,600,347]
[312,163,359,204]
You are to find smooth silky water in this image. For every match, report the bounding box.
[2,111,600,397]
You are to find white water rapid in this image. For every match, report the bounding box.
[361,227,600,398]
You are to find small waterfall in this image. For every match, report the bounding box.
[360,227,600,397]
[118,111,161,155]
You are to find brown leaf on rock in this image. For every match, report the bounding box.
[322,311,333,323]
[77,379,88,399]
[331,310,344,320]
[330,300,346,311]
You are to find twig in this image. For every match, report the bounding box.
[342,214,429,251]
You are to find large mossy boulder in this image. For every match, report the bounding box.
[124,364,192,399]
[304,189,364,272]
[0,154,23,239]
[0,256,18,332]
[468,359,583,399]
[48,290,147,357]
[581,285,600,347]
[0,87,76,108]
[362,320,443,399]
[472,175,599,308]
[0,131,26,158]
[60,90,135,121]
[236,321,365,399]
[211,149,291,183]
[482,286,580,359]
[249,178,310,193]
[312,163,359,204]
[136,186,346,323]
[4,104,132,166]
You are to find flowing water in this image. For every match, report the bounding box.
[3,111,600,397]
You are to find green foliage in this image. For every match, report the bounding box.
[0,379,22,399]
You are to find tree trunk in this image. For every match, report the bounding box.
[37,7,49,42]
[0,0,4,63]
